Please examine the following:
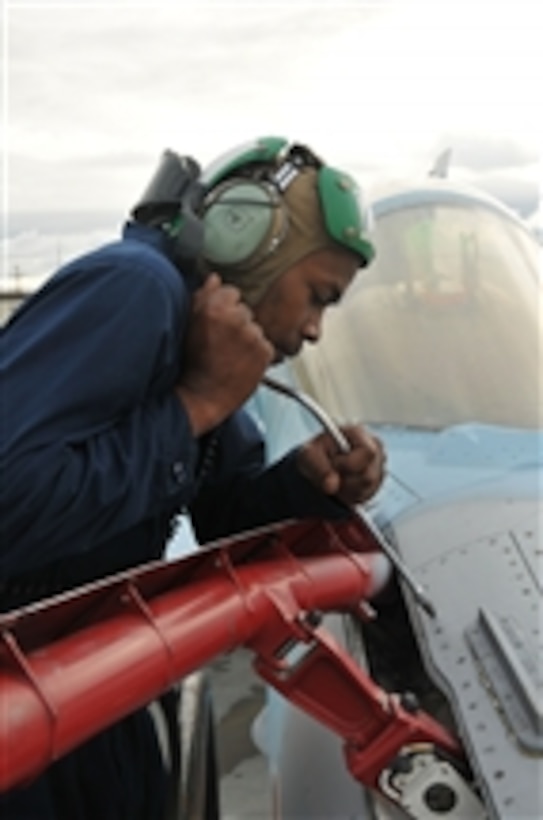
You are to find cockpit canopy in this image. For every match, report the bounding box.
[292,184,541,430]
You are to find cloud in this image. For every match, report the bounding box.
[3,221,120,287]
[5,209,123,238]
[7,6,379,160]
[436,134,539,173]
[4,1,540,284]
[426,134,541,216]
[472,174,540,219]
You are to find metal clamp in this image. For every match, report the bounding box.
[380,747,486,818]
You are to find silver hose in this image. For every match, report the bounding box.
[262,376,351,452]
[261,375,436,617]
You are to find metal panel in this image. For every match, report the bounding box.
[466,607,543,753]
[390,491,543,820]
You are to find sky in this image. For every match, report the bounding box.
[1,0,541,285]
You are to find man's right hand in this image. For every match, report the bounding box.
[176,274,274,436]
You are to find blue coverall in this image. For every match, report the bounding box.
[0,222,345,818]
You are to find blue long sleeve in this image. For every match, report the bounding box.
[1,235,198,575]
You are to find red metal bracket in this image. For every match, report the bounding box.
[250,606,461,789]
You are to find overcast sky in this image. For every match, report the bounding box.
[2,0,541,283]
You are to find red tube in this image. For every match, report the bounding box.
[0,518,386,791]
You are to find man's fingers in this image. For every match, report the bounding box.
[296,426,387,505]
[332,428,386,504]
[337,426,384,460]
[297,438,341,496]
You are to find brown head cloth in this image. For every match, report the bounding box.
[213,167,346,307]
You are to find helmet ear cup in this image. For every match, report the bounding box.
[202,179,287,268]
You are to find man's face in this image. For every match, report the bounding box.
[252,247,360,363]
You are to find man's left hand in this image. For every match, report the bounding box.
[295,425,386,506]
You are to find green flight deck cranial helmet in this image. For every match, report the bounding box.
[200,136,376,272]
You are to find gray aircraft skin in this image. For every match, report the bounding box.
[248,178,542,819]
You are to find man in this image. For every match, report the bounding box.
[0,137,384,817]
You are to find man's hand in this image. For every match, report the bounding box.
[296,425,386,506]
[177,274,274,435]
